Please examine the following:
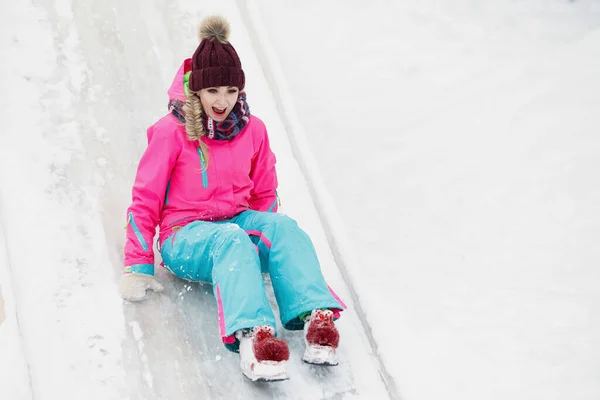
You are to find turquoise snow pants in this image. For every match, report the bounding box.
[160,210,345,351]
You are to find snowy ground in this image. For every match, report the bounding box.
[254,1,600,399]
[2,0,600,399]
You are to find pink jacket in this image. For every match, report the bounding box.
[124,60,278,268]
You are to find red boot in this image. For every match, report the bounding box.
[303,309,340,366]
[253,326,290,362]
[237,326,289,381]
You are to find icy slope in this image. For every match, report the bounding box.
[0,0,388,399]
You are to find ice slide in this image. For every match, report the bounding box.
[0,0,391,399]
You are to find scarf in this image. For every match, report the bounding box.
[169,93,251,141]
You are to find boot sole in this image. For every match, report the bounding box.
[254,376,290,382]
[302,359,338,366]
[241,360,289,382]
[302,344,339,366]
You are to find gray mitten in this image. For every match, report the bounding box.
[119,273,164,302]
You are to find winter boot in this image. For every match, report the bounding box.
[237,325,290,382]
[302,309,340,366]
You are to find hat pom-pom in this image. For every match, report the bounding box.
[199,16,230,44]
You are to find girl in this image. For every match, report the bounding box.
[119,16,345,382]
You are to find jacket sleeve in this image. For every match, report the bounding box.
[248,124,279,213]
[124,124,181,275]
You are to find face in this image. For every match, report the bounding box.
[198,86,240,121]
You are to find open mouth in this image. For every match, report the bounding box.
[212,107,227,117]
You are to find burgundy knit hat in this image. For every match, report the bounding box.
[189,16,245,92]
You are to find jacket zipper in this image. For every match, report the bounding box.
[197,148,208,188]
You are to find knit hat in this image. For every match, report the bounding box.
[189,16,245,92]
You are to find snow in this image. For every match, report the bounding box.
[1,0,599,399]
[0,216,31,399]
[253,1,600,399]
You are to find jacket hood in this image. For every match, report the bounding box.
[167,59,192,102]
[157,59,192,142]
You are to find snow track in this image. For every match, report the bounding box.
[237,1,400,398]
